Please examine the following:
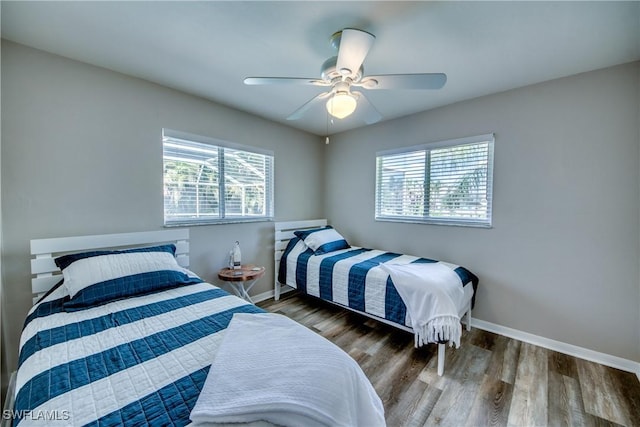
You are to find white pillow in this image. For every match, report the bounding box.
[61,251,189,298]
[294,226,350,255]
[54,244,201,310]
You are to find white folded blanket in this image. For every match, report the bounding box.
[190,313,385,427]
[380,262,464,348]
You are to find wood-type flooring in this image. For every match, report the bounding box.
[258,293,640,427]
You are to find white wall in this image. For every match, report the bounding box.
[0,40,324,374]
[325,61,640,362]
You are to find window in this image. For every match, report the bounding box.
[163,129,274,226]
[375,134,494,227]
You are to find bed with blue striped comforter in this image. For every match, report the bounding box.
[278,237,478,329]
[13,282,263,426]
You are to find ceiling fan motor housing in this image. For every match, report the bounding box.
[321,56,363,83]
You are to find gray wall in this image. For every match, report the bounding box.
[0,35,3,395]
[0,41,324,374]
[2,39,639,384]
[325,62,640,362]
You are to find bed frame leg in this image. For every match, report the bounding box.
[437,344,445,376]
[466,301,472,331]
[273,261,281,301]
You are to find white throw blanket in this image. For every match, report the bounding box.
[380,262,464,348]
[190,313,385,427]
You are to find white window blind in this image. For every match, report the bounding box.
[375,134,494,227]
[163,129,274,226]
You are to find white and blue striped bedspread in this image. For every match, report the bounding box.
[278,237,478,328]
[14,282,263,426]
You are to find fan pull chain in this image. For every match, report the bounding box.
[325,110,330,144]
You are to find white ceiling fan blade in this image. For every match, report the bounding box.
[335,29,375,78]
[244,77,329,86]
[356,73,447,90]
[353,91,382,125]
[286,92,332,121]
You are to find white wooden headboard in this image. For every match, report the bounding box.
[30,229,190,304]
[273,219,327,300]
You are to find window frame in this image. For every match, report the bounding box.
[162,128,274,227]
[375,133,494,228]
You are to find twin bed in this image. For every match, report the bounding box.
[8,220,478,426]
[274,219,478,376]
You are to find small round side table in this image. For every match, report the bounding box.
[218,264,265,303]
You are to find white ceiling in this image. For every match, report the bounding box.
[2,1,639,136]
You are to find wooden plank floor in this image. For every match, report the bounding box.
[258,293,640,427]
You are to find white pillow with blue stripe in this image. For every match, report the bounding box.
[55,244,202,310]
[294,226,350,255]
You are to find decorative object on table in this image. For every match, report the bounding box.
[232,241,242,270]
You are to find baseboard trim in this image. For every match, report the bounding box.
[472,319,640,377]
[250,290,640,379]
[252,286,294,304]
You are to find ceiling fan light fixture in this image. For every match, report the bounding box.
[326,92,357,119]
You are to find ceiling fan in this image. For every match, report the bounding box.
[244,28,447,125]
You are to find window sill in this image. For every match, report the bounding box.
[164,218,273,227]
[375,216,492,229]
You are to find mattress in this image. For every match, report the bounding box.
[13,281,263,426]
[278,237,478,328]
